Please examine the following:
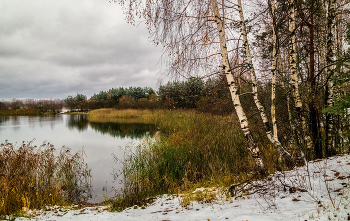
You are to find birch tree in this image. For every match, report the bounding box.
[288,0,313,156]
[117,0,267,172]
[237,0,292,160]
[269,0,278,142]
[211,0,265,171]
[325,0,337,156]
[296,0,323,158]
[237,0,348,159]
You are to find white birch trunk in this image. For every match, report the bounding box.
[326,0,336,107]
[238,0,292,160]
[278,54,305,162]
[288,0,313,155]
[326,0,336,155]
[319,1,327,84]
[270,0,278,141]
[210,0,265,172]
[270,0,284,163]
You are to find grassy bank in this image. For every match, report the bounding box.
[0,141,91,216]
[88,109,283,210]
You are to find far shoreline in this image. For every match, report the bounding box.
[0,109,88,116]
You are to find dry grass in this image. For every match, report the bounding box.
[88,109,154,121]
[0,141,91,215]
[88,109,286,211]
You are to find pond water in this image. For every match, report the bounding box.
[0,114,157,203]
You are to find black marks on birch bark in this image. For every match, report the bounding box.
[264,122,271,133]
[244,132,265,173]
[296,107,301,118]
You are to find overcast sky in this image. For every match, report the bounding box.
[0,0,164,100]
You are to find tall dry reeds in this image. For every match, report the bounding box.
[0,140,91,215]
[89,109,285,211]
[88,108,155,122]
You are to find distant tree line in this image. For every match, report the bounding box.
[64,87,158,111]
[0,99,63,113]
[1,79,235,113]
[91,86,155,109]
[62,78,239,113]
[158,76,236,114]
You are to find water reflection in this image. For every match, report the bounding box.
[12,116,20,132]
[0,116,10,124]
[0,116,10,133]
[90,122,157,139]
[67,115,157,139]
[28,115,63,130]
[67,114,89,131]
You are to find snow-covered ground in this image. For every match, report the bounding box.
[17,155,350,221]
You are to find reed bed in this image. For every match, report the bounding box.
[88,109,282,211]
[0,141,91,215]
[88,108,158,124]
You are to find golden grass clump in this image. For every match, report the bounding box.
[89,108,149,120]
[0,140,91,215]
[88,108,163,124]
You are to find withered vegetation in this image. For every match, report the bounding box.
[0,140,91,215]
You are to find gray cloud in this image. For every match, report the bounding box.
[0,0,163,100]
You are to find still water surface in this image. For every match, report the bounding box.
[0,114,156,203]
